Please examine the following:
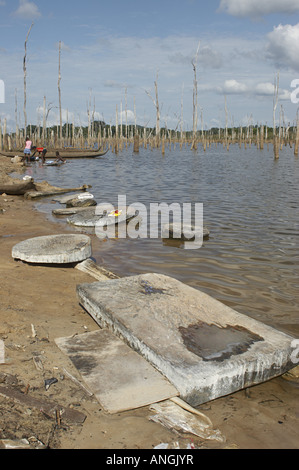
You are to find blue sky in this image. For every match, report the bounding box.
[0,0,299,131]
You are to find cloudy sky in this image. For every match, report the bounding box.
[0,0,299,131]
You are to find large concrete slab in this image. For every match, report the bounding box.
[55,329,178,413]
[12,234,92,264]
[77,273,295,407]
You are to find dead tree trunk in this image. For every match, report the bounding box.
[58,41,63,147]
[191,42,200,150]
[273,72,280,160]
[146,71,160,147]
[23,22,34,137]
[15,89,20,149]
[294,112,299,156]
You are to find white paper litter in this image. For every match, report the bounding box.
[78,193,94,200]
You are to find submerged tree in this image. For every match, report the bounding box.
[58,41,63,146]
[23,22,34,136]
[191,41,200,150]
[146,71,161,147]
[273,72,280,159]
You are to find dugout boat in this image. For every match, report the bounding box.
[0,148,109,159]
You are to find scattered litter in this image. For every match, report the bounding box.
[56,409,62,428]
[44,378,58,391]
[27,436,46,449]
[154,443,169,449]
[153,441,195,450]
[77,193,94,200]
[108,209,123,217]
[6,343,25,351]
[186,440,195,449]
[31,324,37,339]
[0,437,46,449]
[149,400,226,443]
[33,355,44,371]
[0,439,32,449]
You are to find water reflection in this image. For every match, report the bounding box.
[27,143,299,337]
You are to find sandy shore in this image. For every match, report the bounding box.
[0,155,298,450]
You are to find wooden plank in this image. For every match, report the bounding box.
[0,385,86,424]
[55,329,179,414]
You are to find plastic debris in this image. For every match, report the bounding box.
[108,210,123,217]
[44,378,58,391]
[149,400,226,443]
[77,193,94,200]
[154,443,169,449]
[0,439,31,449]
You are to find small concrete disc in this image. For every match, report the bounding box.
[12,234,92,264]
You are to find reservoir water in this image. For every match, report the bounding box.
[25,143,299,337]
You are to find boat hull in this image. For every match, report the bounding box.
[0,149,108,159]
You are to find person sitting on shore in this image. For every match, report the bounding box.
[55,151,66,164]
[23,138,32,163]
[40,148,48,164]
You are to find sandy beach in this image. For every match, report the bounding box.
[0,155,298,450]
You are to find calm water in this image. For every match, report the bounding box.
[25,143,299,337]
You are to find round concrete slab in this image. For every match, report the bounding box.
[12,234,92,264]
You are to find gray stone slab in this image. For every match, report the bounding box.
[55,329,179,413]
[53,206,95,216]
[77,273,295,407]
[162,223,210,240]
[12,234,92,264]
[52,193,89,204]
[67,205,137,228]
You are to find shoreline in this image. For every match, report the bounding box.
[0,155,298,450]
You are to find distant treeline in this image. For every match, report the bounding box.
[7,121,299,140]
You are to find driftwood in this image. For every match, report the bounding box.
[0,149,108,159]
[75,258,119,281]
[0,180,35,196]
[24,184,92,200]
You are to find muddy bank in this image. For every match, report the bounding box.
[0,155,298,449]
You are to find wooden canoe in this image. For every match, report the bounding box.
[0,148,109,159]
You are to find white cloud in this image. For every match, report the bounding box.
[214,79,291,101]
[119,109,135,124]
[254,82,291,100]
[223,79,248,94]
[266,23,299,71]
[254,82,276,95]
[13,0,41,19]
[219,0,299,18]
[1,31,296,131]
